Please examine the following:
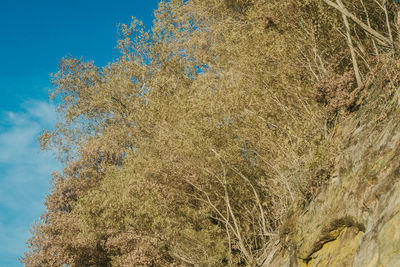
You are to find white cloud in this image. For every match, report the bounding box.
[0,101,60,266]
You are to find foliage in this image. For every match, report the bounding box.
[22,0,400,266]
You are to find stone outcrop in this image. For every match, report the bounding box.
[263,93,400,266]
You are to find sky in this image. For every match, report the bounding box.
[0,1,159,265]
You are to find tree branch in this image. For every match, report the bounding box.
[337,0,363,87]
[323,0,392,47]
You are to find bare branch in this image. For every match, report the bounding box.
[323,0,392,47]
[359,0,379,55]
[382,0,394,52]
[336,0,363,87]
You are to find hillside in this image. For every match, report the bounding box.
[22,0,400,266]
[265,68,400,266]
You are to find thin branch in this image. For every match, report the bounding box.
[211,149,272,240]
[337,0,363,87]
[323,0,392,47]
[359,0,379,55]
[382,0,394,52]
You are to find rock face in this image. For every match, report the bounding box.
[263,98,400,266]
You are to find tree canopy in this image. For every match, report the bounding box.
[22,0,400,266]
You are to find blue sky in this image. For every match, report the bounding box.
[0,1,159,265]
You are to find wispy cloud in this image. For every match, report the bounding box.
[0,100,59,266]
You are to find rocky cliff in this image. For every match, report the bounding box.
[263,85,400,266]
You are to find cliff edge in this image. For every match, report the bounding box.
[264,82,400,266]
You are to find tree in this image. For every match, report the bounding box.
[22,0,399,266]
